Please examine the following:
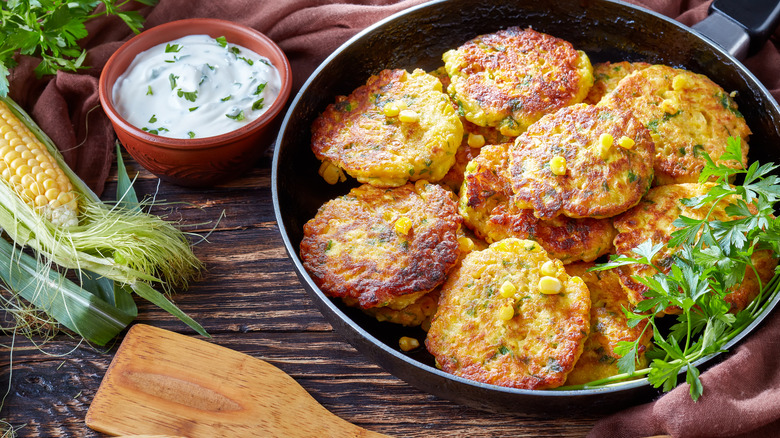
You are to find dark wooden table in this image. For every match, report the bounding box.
[0,147,606,437]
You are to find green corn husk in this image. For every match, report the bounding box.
[0,236,136,345]
[0,96,207,341]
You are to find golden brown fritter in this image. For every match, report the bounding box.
[563,262,653,385]
[300,181,462,310]
[459,142,616,263]
[426,238,591,389]
[428,64,516,192]
[508,103,655,220]
[443,27,593,136]
[311,68,463,187]
[597,64,751,185]
[584,61,651,104]
[613,183,777,312]
[438,119,514,191]
[357,231,483,328]
[357,290,440,327]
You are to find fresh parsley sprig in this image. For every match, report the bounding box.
[0,0,159,97]
[588,137,780,401]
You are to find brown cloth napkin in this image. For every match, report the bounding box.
[7,1,780,436]
[7,0,429,196]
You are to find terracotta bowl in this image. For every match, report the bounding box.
[99,18,292,187]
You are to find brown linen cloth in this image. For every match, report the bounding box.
[7,0,429,196]
[6,1,780,436]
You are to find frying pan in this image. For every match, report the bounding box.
[272,0,780,414]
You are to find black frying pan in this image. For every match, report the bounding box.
[272,0,780,414]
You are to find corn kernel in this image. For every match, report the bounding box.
[383,102,400,117]
[550,156,567,176]
[458,235,475,253]
[44,187,59,201]
[599,133,614,148]
[541,260,557,277]
[672,74,689,91]
[598,133,613,160]
[394,216,413,235]
[467,133,485,148]
[29,181,41,196]
[399,336,420,351]
[20,174,34,187]
[15,164,30,177]
[618,136,635,149]
[57,192,72,205]
[539,276,563,294]
[660,98,678,113]
[398,109,419,123]
[493,239,517,252]
[4,150,19,164]
[318,160,346,185]
[500,280,517,298]
[498,304,515,320]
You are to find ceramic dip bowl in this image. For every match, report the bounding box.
[100,18,292,187]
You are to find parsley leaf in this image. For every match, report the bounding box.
[0,0,159,97]
[226,110,245,121]
[176,89,198,102]
[165,43,182,53]
[586,136,780,401]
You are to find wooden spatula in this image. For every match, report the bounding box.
[85,324,389,437]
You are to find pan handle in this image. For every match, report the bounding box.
[692,0,780,60]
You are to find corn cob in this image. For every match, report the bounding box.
[0,95,202,292]
[0,100,79,227]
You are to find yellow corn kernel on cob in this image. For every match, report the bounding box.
[0,101,78,227]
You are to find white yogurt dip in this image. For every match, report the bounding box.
[112,34,282,139]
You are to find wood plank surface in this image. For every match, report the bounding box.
[0,151,604,437]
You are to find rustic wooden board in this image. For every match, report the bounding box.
[0,156,601,437]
